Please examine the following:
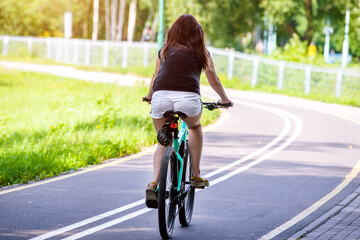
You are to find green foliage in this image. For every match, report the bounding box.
[270,34,324,65]
[196,0,260,49]
[273,34,308,62]
[260,0,299,26]
[260,0,360,59]
[0,0,67,36]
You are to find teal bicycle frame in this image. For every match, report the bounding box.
[173,120,188,191]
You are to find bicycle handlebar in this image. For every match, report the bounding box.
[202,101,233,111]
[142,97,151,103]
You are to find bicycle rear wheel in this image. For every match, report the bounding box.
[158,146,178,239]
[179,140,195,227]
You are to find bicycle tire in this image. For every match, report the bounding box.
[158,146,178,239]
[179,140,195,227]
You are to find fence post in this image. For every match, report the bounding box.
[85,40,91,65]
[3,36,9,55]
[336,68,343,98]
[73,39,78,64]
[251,56,259,87]
[122,43,128,68]
[227,49,235,79]
[304,65,311,94]
[46,38,51,59]
[103,41,108,67]
[277,61,284,89]
[143,42,149,67]
[27,37,33,53]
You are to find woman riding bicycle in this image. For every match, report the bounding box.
[144,14,232,205]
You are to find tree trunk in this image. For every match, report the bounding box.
[303,0,314,43]
[82,22,88,38]
[110,0,118,40]
[283,22,301,38]
[105,0,110,40]
[116,0,126,41]
[127,0,137,42]
[92,0,99,41]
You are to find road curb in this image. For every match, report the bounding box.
[289,185,360,239]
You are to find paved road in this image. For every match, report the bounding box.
[1,62,360,240]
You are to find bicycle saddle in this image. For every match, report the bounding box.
[163,111,187,119]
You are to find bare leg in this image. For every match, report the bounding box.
[151,118,167,185]
[152,144,165,183]
[182,111,203,178]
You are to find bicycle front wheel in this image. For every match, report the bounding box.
[158,146,178,239]
[179,140,195,227]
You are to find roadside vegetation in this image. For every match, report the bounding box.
[0,67,219,187]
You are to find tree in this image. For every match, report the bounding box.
[105,0,110,40]
[127,0,137,42]
[110,0,118,40]
[0,0,67,36]
[260,0,358,44]
[197,0,261,49]
[116,0,126,41]
[92,0,99,40]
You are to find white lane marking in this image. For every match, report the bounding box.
[61,208,153,240]
[31,101,300,240]
[204,100,292,179]
[29,199,145,240]
[211,109,302,186]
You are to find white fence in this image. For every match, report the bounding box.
[0,36,158,68]
[1,36,359,99]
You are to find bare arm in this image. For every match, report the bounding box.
[205,57,231,104]
[145,57,161,100]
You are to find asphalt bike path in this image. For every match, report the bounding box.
[0,61,360,239]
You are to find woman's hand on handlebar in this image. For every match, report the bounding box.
[142,95,152,104]
[218,98,233,108]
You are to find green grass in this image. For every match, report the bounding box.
[0,68,219,187]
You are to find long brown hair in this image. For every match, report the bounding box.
[161,14,210,70]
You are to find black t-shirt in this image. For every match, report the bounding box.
[153,47,203,95]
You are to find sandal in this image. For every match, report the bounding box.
[145,181,158,208]
[191,176,209,188]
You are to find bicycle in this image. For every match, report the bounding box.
[142,98,232,239]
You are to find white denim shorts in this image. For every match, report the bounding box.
[151,90,202,119]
